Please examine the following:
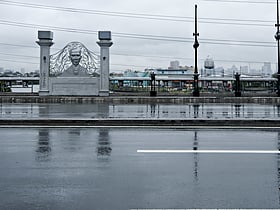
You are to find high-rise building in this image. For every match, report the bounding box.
[20,68,25,74]
[240,66,249,74]
[169,60,180,70]
[228,65,238,75]
[262,62,272,75]
[204,57,215,76]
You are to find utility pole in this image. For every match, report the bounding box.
[193,4,200,97]
[275,0,280,96]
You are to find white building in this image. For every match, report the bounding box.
[262,62,272,75]
[240,66,249,74]
[204,57,215,76]
[169,60,180,70]
[227,65,239,75]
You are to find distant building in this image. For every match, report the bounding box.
[149,60,194,76]
[123,69,149,77]
[155,67,193,76]
[215,67,225,77]
[240,66,249,74]
[249,68,261,75]
[262,62,272,76]
[20,68,25,74]
[227,65,239,75]
[204,57,215,76]
[169,60,180,70]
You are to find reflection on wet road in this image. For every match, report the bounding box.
[1,103,280,119]
[0,127,280,209]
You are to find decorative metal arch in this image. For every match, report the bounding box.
[49,42,100,77]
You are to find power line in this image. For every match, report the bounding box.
[0,19,99,34]
[0,42,38,48]
[197,20,272,27]
[112,52,276,64]
[0,58,38,65]
[0,19,276,47]
[201,0,275,4]
[0,0,275,27]
[201,17,272,24]
[111,63,155,68]
[0,52,38,59]
[0,0,194,22]
[0,49,275,68]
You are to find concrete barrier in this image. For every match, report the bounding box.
[0,118,280,127]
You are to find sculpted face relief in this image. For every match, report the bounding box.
[60,47,89,77]
[69,48,82,67]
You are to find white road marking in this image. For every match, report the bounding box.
[137,150,280,154]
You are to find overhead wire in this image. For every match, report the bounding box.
[0,58,38,65]
[0,0,275,27]
[0,19,276,47]
[0,0,195,22]
[200,0,275,4]
[0,42,38,49]
[0,46,276,67]
[0,0,276,47]
[0,52,38,59]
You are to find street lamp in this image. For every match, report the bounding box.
[275,0,280,96]
[193,4,200,97]
[150,72,157,97]
[234,72,241,97]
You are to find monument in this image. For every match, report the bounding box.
[36,31,113,96]
[60,47,90,77]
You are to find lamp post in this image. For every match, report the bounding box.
[234,72,241,97]
[193,4,200,97]
[275,0,280,96]
[150,72,157,96]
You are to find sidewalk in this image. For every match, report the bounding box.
[1,95,280,104]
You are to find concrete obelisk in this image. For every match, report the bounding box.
[36,31,54,96]
[97,31,113,96]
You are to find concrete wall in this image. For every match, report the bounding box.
[1,118,280,127]
[49,77,99,96]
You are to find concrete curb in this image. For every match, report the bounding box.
[1,118,280,127]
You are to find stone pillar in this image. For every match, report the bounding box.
[97,31,113,96]
[36,31,54,96]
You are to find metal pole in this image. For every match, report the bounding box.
[275,0,280,96]
[234,72,241,97]
[150,72,157,97]
[193,4,200,97]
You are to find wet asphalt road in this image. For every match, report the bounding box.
[0,127,280,209]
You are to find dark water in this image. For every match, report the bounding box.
[1,103,280,119]
[0,127,279,209]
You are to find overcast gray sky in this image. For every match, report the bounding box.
[0,0,277,72]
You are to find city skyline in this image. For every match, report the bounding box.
[0,58,274,77]
[0,0,277,72]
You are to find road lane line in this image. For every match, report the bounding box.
[137,150,280,154]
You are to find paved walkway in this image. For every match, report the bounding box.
[1,95,280,104]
